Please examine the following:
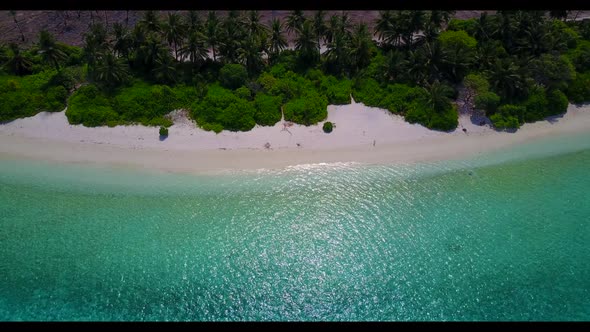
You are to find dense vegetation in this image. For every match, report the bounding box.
[2,10,590,132]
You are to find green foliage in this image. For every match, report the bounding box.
[566,40,590,72]
[283,90,328,126]
[546,89,569,116]
[529,54,575,91]
[66,84,119,126]
[320,76,352,105]
[253,93,282,126]
[219,63,248,89]
[48,66,84,91]
[447,18,478,36]
[427,104,459,131]
[551,20,580,49]
[490,104,525,129]
[66,81,187,127]
[159,126,169,136]
[380,84,429,114]
[475,91,501,114]
[522,87,549,122]
[438,30,477,50]
[352,78,386,107]
[0,70,68,122]
[565,71,590,104]
[235,86,252,100]
[323,121,333,133]
[190,84,256,132]
[490,112,520,129]
[463,73,489,94]
[115,84,173,122]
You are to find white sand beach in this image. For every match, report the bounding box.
[1,99,589,174]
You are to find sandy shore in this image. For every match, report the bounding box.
[1,100,590,174]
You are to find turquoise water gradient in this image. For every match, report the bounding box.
[1,132,589,321]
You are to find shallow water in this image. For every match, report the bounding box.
[1,132,589,321]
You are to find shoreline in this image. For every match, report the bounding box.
[1,102,590,175]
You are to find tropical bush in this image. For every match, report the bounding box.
[323,121,333,133]
[219,63,248,89]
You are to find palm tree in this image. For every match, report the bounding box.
[94,52,129,87]
[286,10,306,35]
[339,12,353,36]
[325,25,350,75]
[179,30,208,65]
[4,43,33,76]
[163,13,187,60]
[238,35,265,75]
[138,35,168,72]
[399,11,427,50]
[295,20,318,64]
[428,10,454,29]
[152,53,178,84]
[406,49,428,86]
[112,23,133,61]
[37,30,67,70]
[185,10,203,33]
[139,10,162,34]
[267,18,287,62]
[83,23,110,73]
[474,12,497,42]
[375,11,398,47]
[418,41,446,83]
[245,11,268,40]
[9,11,25,42]
[312,11,327,55]
[218,11,246,64]
[424,80,454,112]
[382,50,408,82]
[349,23,372,74]
[486,58,527,100]
[205,11,220,62]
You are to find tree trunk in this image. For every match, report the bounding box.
[104,11,109,27]
[126,11,129,27]
[12,13,26,42]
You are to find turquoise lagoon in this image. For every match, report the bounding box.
[0,131,589,321]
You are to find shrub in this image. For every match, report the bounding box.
[565,71,590,103]
[190,83,256,132]
[159,126,168,136]
[0,70,69,122]
[475,91,501,114]
[320,76,352,105]
[429,105,459,131]
[235,86,252,100]
[379,84,428,114]
[546,89,569,116]
[323,121,333,133]
[446,18,478,36]
[438,30,477,51]
[219,63,248,89]
[490,104,525,129]
[352,78,385,107]
[66,84,119,126]
[566,40,590,72]
[283,91,328,125]
[253,93,282,126]
[522,88,549,122]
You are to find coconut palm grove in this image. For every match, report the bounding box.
[1,10,590,132]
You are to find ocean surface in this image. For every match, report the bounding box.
[1,132,589,321]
